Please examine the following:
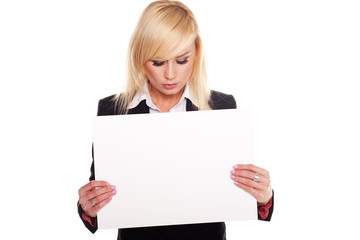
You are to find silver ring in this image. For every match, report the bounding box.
[90,199,96,206]
[253,173,260,182]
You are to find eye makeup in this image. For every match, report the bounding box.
[152,61,165,66]
[176,58,189,64]
[151,50,192,67]
[152,58,189,66]
[175,51,191,65]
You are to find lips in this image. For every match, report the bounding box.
[162,83,177,90]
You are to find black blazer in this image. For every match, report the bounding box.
[78,90,273,240]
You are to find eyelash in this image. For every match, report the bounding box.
[177,59,188,65]
[152,61,165,66]
[152,59,189,66]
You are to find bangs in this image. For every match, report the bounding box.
[150,32,197,61]
[137,3,198,62]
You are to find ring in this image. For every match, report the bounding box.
[253,173,260,182]
[90,199,96,206]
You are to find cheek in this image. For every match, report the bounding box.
[183,60,195,78]
[145,64,161,82]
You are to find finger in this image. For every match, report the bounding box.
[82,195,114,218]
[78,180,110,196]
[233,164,269,177]
[89,197,113,217]
[92,190,117,206]
[230,175,267,191]
[230,170,270,185]
[82,188,116,211]
[85,185,116,201]
[230,169,254,180]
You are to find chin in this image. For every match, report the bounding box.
[164,87,184,95]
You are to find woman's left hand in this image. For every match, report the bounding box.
[230,164,272,205]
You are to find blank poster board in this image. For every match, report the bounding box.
[93,109,257,229]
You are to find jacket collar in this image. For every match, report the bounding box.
[128,83,197,113]
[127,98,197,114]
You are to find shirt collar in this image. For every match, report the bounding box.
[128,83,197,110]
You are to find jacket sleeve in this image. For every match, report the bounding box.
[77,201,98,233]
[257,190,274,221]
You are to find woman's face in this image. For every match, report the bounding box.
[144,42,196,98]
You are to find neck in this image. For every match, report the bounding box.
[148,83,184,112]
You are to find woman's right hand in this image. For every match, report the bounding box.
[78,180,117,217]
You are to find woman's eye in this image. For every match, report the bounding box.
[152,61,165,66]
[176,59,188,65]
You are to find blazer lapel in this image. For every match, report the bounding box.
[186,99,198,111]
[128,99,197,114]
[127,100,150,114]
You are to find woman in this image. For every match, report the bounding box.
[78,1,274,239]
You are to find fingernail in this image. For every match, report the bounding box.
[106,182,110,186]
[230,170,236,174]
[234,181,239,185]
[233,165,238,169]
[111,185,116,189]
[230,175,235,179]
[109,196,112,199]
[112,190,117,194]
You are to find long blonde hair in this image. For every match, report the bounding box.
[115,0,210,114]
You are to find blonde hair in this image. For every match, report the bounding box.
[115,0,211,114]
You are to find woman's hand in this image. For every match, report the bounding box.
[78,180,117,217]
[230,164,272,205]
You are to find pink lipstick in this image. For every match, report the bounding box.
[162,83,177,90]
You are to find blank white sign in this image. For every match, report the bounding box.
[93,109,257,229]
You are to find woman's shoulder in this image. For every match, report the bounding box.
[97,94,118,116]
[209,90,237,110]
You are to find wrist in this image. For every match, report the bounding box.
[257,185,273,205]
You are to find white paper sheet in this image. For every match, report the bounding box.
[93,109,257,229]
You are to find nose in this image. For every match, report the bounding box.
[164,61,176,80]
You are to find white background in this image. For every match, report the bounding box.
[1,0,359,239]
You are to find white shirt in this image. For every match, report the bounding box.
[128,84,197,113]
